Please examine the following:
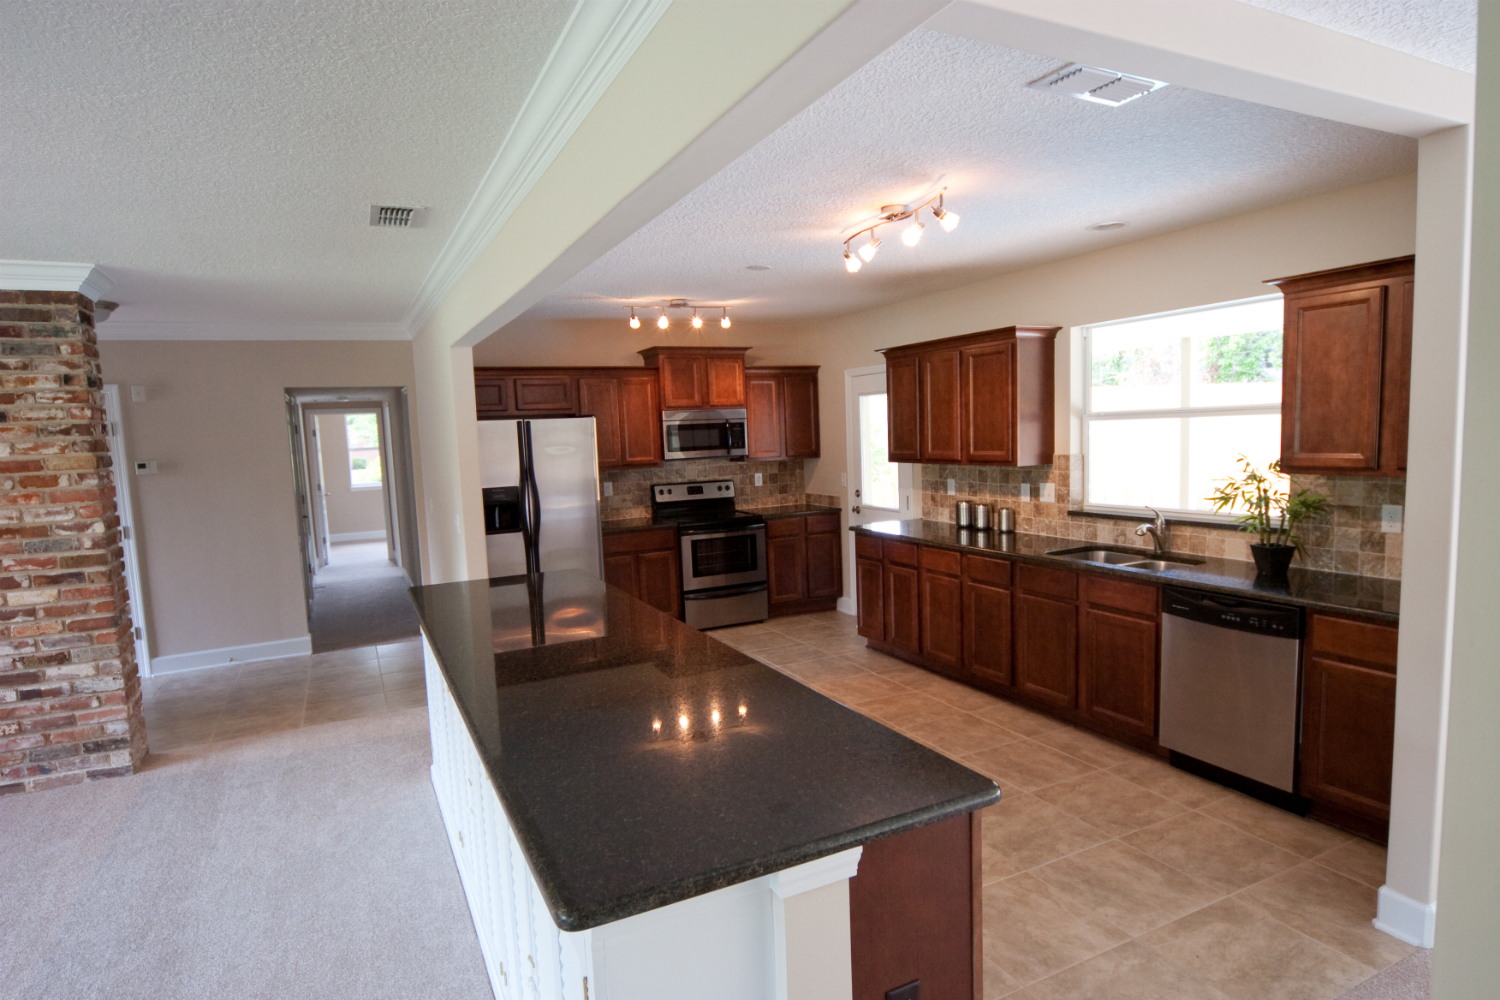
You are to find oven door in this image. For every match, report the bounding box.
[662,410,748,461]
[679,526,766,591]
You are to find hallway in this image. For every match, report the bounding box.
[309,541,421,653]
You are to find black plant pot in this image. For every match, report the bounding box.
[1250,543,1296,578]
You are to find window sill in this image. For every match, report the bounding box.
[1069,507,1243,531]
[351,484,384,491]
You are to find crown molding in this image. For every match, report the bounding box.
[98,320,410,342]
[0,260,114,302]
[401,0,671,337]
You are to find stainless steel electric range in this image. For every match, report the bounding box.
[651,480,768,629]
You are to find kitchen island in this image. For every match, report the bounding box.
[409,569,999,1000]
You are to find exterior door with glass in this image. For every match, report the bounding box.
[843,367,913,610]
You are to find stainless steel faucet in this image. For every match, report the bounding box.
[1136,506,1167,556]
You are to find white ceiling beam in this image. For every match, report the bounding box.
[97,320,410,341]
[0,260,114,302]
[929,0,1474,137]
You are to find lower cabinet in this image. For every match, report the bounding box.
[603,528,681,619]
[855,536,885,641]
[883,542,921,658]
[962,554,1012,687]
[1080,576,1159,739]
[919,547,964,676]
[1013,565,1080,709]
[766,513,843,617]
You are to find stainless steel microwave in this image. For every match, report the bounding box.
[661,409,748,461]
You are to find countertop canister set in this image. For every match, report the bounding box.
[956,500,1016,534]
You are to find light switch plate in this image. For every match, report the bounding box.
[1381,504,1404,533]
[1041,482,1056,503]
[1021,483,1031,501]
[947,478,956,495]
[130,385,146,402]
[754,473,763,486]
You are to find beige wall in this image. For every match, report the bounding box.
[474,318,804,368]
[99,340,416,658]
[314,411,387,537]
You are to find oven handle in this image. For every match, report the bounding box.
[680,526,767,541]
[683,581,769,600]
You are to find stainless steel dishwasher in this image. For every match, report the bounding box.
[1159,587,1304,800]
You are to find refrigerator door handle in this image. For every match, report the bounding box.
[517,420,543,576]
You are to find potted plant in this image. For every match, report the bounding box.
[1206,455,1330,578]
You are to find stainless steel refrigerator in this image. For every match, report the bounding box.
[478,418,603,580]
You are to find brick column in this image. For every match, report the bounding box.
[0,290,146,794]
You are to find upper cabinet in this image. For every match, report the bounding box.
[637,347,749,409]
[745,366,820,460]
[1268,256,1414,476]
[475,367,661,470]
[879,325,1060,467]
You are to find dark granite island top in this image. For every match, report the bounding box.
[853,519,1401,622]
[408,570,999,932]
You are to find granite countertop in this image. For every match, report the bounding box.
[853,519,1401,622]
[599,515,663,534]
[407,570,999,932]
[741,502,843,518]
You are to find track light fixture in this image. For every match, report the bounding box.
[657,309,669,330]
[841,187,959,273]
[691,309,703,329]
[624,299,737,331]
[721,308,731,329]
[629,308,640,329]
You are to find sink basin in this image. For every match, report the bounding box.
[1121,558,1204,571]
[1045,546,1205,570]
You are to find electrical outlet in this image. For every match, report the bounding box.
[947,478,956,495]
[754,473,763,486]
[601,482,613,497]
[886,981,920,1000]
[1381,504,1404,533]
[1021,483,1030,501]
[1041,482,1056,503]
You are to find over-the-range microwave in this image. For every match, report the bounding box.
[661,409,748,461]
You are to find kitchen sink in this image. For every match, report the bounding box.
[1045,546,1205,570]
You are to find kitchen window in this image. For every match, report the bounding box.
[1083,296,1283,517]
[345,412,383,489]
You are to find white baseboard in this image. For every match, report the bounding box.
[329,531,387,542]
[150,636,314,674]
[1375,885,1436,947]
[836,596,856,616]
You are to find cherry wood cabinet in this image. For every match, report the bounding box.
[603,528,681,619]
[476,367,662,470]
[882,541,921,658]
[767,513,843,617]
[1300,613,1398,837]
[1268,256,1414,475]
[962,554,1013,687]
[637,347,748,409]
[856,537,885,641]
[1014,578,1079,708]
[745,366,821,460]
[1080,576,1159,740]
[919,547,964,676]
[879,325,1059,467]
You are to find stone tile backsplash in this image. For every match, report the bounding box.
[919,455,1404,581]
[600,458,806,520]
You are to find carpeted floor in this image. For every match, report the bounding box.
[310,541,422,653]
[1335,947,1431,999]
[0,706,494,1000]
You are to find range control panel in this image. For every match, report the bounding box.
[653,480,736,503]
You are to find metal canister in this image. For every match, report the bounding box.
[956,501,971,527]
[975,504,991,530]
[998,507,1016,533]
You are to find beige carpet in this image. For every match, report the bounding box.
[310,542,422,653]
[0,707,493,1000]
[1336,947,1431,999]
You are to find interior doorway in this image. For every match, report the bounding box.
[842,366,914,613]
[285,387,422,653]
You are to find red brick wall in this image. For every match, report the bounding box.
[0,290,146,794]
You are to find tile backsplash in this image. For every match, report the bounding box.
[919,456,1404,580]
[600,458,807,520]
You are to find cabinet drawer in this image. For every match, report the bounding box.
[855,534,883,560]
[1085,575,1158,617]
[807,513,840,535]
[1309,614,1398,672]
[602,527,677,555]
[883,540,919,568]
[1018,563,1078,601]
[766,517,805,538]
[920,546,962,577]
[963,554,1011,589]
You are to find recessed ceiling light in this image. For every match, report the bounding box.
[745,264,772,271]
[1088,221,1127,231]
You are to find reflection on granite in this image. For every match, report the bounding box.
[408,570,999,932]
[742,503,842,518]
[854,520,1401,622]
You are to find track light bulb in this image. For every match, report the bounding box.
[902,217,924,246]
[629,310,640,329]
[721,309,731,329]
[844,248,862,273]
[657,312,669,330]
[936,207,960,233]
[858,236,881,262]
[691,310,702,329]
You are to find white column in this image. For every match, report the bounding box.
[769,848,862,1000]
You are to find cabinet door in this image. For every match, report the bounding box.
[636,548,682,619]
[1080,607,1157,738]
[706,356,745,407]
[578,376,623,468]
[1301,655,1396,821]
[857,556,885,640]
[475,374,511,418]
[512,375,577,413]
[920,569,964,676]
[768,534,808,607]
[618,374,662,466]
[921,348,964,463]
[658,355,705,409]
[1282,286,1386,470]
[963,342,1015,464]
[884,562,921,656]
[782,372,821,458]
[745,373,784,459]
[603,553,638,598]
[806,526,842,599]
[1014,593,1078,707]
[963,581,1012,687]
[886,354,921,464]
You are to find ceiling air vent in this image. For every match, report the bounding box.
[369,205,425,228]
[1028,63,1167,107]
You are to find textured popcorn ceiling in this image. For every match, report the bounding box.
[1238,0,1477,72]
[1,0,573,327]
[520,28,1417,325]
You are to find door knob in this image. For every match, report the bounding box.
[852,505,861,514]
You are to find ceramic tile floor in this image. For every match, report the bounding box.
[714,610,1414,1000]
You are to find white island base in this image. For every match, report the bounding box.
[424,643,862,1000]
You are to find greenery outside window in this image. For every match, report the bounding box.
[345,413,383,489]
[1084,296,1283,518]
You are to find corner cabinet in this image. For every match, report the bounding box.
[1268,256,1413,475]
[879,325,1059,467]
[745,366,821,460]
[637,347,749,410]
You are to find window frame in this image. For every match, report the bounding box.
[1081,294,1284,522]
[343,411,385,491]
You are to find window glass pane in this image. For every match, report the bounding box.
[1089,328,1181,412]
[859,393,898,510]
[345,414,382,487]
[1185,412,1282,514]
[1087,417,1181,509]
